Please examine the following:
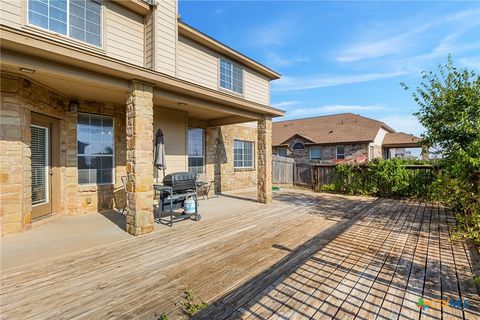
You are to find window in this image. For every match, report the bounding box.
[220,59,243,94]
[370,145,374,160]
[336,145,345,160]
[310,147,321,160]
[188,128,205,174]
[28,0,102,47]
[292,142,305,150]
[234,140,254,168]
[77,113,114,184]
[277,147,287,157]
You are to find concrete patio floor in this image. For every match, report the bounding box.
[1,189,260,270]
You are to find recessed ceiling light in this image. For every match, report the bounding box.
[19,67,36,74]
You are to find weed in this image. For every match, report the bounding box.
[178,290,208,317]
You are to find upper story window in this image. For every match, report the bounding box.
[28,0,102,47]
[277,147,287,157]
[310,147,321,160]
[220,59,243,94]
[336,145,345,160]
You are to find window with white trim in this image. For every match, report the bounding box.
[220,59,243,94]
[310,147,321,160]
[336,145,345,160]
[77,113,114,184]
[234,140,253,168]
[188,128,205,174]
[28,0,102,47]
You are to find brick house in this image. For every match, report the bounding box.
[272,113,424,163]
[0,0,284,235]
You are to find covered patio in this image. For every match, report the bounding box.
[1,189,479,319]
[1,30,282,236]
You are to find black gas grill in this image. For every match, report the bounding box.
[162,172,196,194]
[155,172,200,226]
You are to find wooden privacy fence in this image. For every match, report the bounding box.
[272,155,294,184]
[272,156,435,197]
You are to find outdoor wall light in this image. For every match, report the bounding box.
[69,99,79,112]
[19,67,36,74]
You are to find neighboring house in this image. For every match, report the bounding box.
[0,0,284,235]
[272,113,424,163]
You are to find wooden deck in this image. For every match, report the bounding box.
[1,190,479,320]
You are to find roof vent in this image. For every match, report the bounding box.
[329,130,333,134]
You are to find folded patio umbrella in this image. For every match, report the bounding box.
[154,128,167,181]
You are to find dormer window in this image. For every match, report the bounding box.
[28,0,102,47]
[220,59,243,94]
[292,142,305,150]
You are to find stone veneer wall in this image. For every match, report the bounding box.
[205,123,258,193]
[0,74,126,235]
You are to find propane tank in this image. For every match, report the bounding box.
[184,197,196,214]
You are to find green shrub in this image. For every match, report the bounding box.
[328,159,435,198]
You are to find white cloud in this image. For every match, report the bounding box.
[286,105,385,117]
[265,51,310,68]
[379,114,425,136]
[271,101,300,108]
[334,9,480,63]
[247,19,298,47]
[272,71,407,92]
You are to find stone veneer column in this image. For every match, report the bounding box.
[125,81,154,236]
[257,117,272,204]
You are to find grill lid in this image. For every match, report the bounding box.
[163,172,196,184]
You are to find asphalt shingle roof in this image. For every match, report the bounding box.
[382,132,422,147]
[272,113,395,146]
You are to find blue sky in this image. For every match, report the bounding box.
[179,0,480,137]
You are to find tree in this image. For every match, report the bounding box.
[403,56,480,244]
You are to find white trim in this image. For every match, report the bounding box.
[31,124,49,207]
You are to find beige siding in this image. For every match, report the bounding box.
[0,0,22,29]
[154,0,177,76]
[177,35,217,89]
[105,2,144,66]
[153,107,188,176]
[178,36,271,105]
[144,12,154,69]
[244,69,270,105]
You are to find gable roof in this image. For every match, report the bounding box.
[382,132,422,148]
[272,113,395,146]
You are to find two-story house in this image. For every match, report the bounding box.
[0,0,284,235]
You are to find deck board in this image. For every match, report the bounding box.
[1,190,479,320]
